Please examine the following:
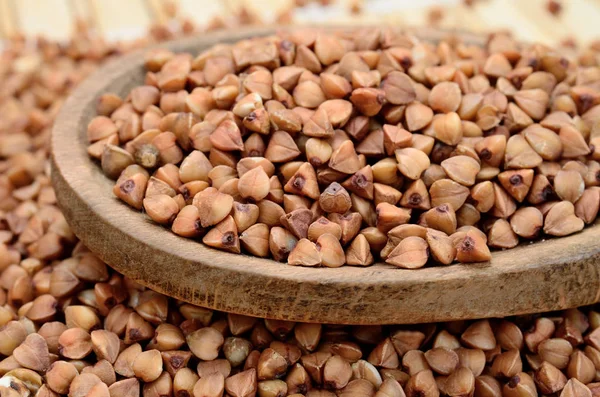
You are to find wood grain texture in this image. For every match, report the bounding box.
[5,0,600,44]
[51,26,600,325]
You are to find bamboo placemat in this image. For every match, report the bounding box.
[1,0,600,46]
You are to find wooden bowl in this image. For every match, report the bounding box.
[51,26,600,325]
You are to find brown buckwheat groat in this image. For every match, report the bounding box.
[88,27,600,269]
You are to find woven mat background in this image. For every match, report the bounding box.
[1,0,599,47]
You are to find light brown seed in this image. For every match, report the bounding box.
[243,108,271,135]
[193,187,233,228]
[316,233,345,268]
[351,87,386,117]
[351,359,383,388]
[322,355,352,390]
[196,359,231,380]
[230,203,258,233]
[538,338,573,369]
[567,350,596,384]
[193,372,224,397]
[474,375,502,397]
[12,333,49,372]
[498,169,534,203]
[575,187,600,224]
[440,156,480,187]
[396,148,431,180]
[306,138,333,167]
[101,144,135,180]
[341,378,376,396]
[487,219,519,249]
[405,369,439,397]
[454,229,491,263]
[179,151,213,184]
[535,361,567,394]
[429,82,462,113]
[383,124,412,155]
[430,179,470,211]
[44,361,78,394]
[492,183,517,219]
[560,378,591,397]
[554,170,585,203]
[288,238,321,267]
[523,124,562,160]
[453,348,485,378]
[210,119,244,151]
[329,141,361,174]
[514,89,550,120]
[308,217,343,242]
[375,203,411,233]
[375,183,403,206]
[503,372,537,397]
[406,102,434,132]
[69,373,104,397]
[490,349,522,378]
[544,200,584,236]
[524,317,556,353]
[460,320,496,350]
[255,200,285,228]
[318,99,353,128]
[320,73,353,99]
[172,205,203,238]
[257,348,288,381]
[319,182,352,214]
[284,162,320,199]
[152,319,186,348]
[386,236,429,269]
[345,234,374,266]
[367,338,399,369]
[383,72,416,105]
[240,223,270,257]
[238,166,270,201]
[90,330,120,364]
[303,107,333,138]
[88,116,119,143]
[424,347,458,375]
[560,125,591,158]
[432,112,462,146]
[475,135,506,168]
[220,337,250,368]
[285,362,311,394]
[342,166,374,201]
[510,207,543,239]
[352,70,382,89]
[81,359,116,386]
[186,327,224,361]
[225,368,257,397]
[114,344,142,378]
[504,134,543,169]
[422,204,457,235]
[113,166,149,210]
[143,194,179,224]
[293,80,326,109]
[142,371,173,397]
[445,367,475,397]
[294,323,322,353]
[425,229,455,265]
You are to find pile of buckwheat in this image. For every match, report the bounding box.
[2,17,600,397]
[89,27,600,268]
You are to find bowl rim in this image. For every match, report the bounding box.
[51,25,600,324]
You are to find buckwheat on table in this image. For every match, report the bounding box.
[3,21,600,397]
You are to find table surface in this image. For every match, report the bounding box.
[1,0,600,47]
